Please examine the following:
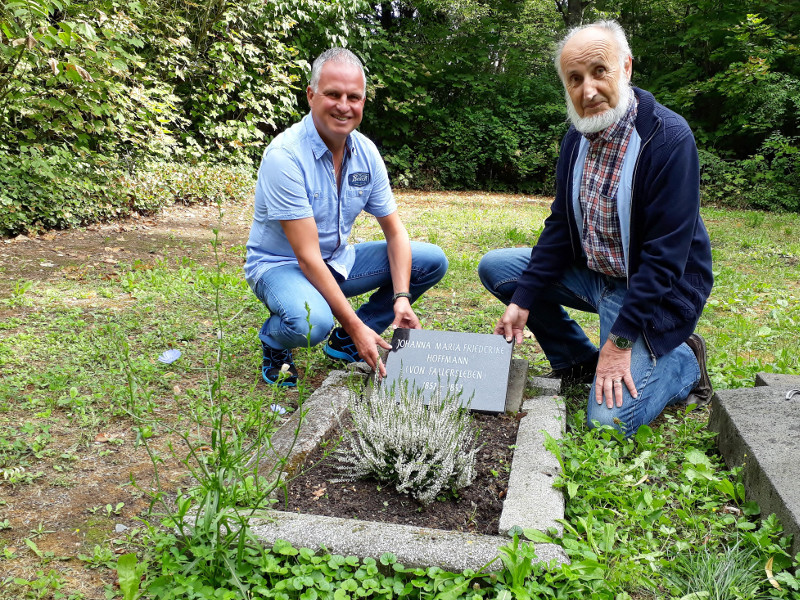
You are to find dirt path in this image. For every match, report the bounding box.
[1,202,253,295]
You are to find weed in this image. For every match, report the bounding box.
[663,541,766,600]
[78,544,116,569]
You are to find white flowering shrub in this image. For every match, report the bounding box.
[335,381,479,506]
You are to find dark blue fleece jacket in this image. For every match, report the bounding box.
[510,87,713,357]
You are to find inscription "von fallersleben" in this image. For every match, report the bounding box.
[405,365,484,379]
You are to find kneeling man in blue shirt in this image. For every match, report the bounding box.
[244,48,448,386]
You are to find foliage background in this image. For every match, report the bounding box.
[1,0,799,235]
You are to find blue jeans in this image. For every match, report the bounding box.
[251,241,448,350]
[478,248,700,435]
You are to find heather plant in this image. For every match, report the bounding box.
[335,380,479,506]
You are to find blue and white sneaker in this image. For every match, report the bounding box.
[323,327,360,363]
[261,342,297,387]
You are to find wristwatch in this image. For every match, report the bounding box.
[608,333,633,350]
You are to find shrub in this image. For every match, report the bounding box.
[335,381,479,506]
[699,135,800,212]
[0,152,255,236]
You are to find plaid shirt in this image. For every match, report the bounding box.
[580,91,638,277]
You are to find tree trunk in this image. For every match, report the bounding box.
[555,0,586,27]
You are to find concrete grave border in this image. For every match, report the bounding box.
[710,372,800,558]
[250,367,569,572]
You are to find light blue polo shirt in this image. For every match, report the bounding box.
[244,114,396,286]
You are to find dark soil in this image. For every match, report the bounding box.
[282,412,520,535]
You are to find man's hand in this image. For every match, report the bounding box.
[494,303,529,344]
[595,339,638,408]
[391,297,421,330]
[346,322,391,378]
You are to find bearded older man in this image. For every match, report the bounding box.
[478,20,713,436]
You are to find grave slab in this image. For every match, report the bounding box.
[499,396,566,536]
[754,372,800,390]
[383,329,514,413]
[709,385,800,557]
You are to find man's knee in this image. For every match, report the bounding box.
[411,243,448,287]
[280,309,334,348]
[477,249,518,300]
[477,251,499,292]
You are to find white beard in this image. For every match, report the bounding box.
[566,77,632,134]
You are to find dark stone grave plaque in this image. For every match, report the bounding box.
[381,329,514,413]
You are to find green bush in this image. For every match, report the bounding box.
[0,151,254,236]
[700,134,800,212]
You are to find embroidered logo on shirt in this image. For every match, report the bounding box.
[348,172,371,187]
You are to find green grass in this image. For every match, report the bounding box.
[1,190,800,599]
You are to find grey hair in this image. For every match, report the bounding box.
[309,48,366,94]
[554,20,632,81]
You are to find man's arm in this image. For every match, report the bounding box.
[376,212,421,330]
[281,217,389,375]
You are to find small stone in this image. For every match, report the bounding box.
[115,524,128,533]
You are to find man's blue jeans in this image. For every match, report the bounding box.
[478,248,700,435]
[251,241,448,351]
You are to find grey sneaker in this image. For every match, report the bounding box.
[681,333,713,407]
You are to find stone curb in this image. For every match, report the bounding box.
[499,395,566,536]
[248,368,569,571]
[250,511,568,573]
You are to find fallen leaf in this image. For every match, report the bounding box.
[312,487,327,500]
[766,556,781,590]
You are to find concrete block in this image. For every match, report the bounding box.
[249,511,568,573]
[528,376,561,397]
[504,359,530,414]
[254,370,360,477]
[499,396,566,537]
[709,386,800,557]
